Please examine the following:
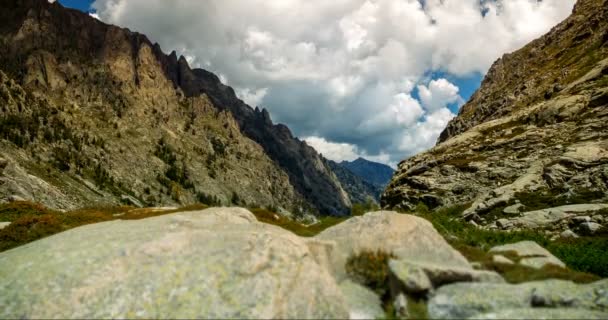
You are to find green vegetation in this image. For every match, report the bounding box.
[415,205,608,279]
[514,188,605,211]
[249,208,346,237]
[154,138,195,195]
[0,201,208,252]
[351,199,380,216]
[345,250,395,297]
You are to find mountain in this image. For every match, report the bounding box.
[382,0,608,227]
[340,158,395,188]
[0,0,351,215]
[327,160,383,204]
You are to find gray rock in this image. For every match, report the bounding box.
[428,279,608,319]
[492,254,514,265]
[592,215,604,223]
[503,203,524,215]
[579,222,602,235]
[0,222,10,230]
[560,229,579,239]
[496,218,512,229]
[389,259,503,295]
[339,280,385,320]
[470,308,608,320]
[0,208,349,319]
[389,260,433,294]
[509,204,608,229]
[572,216,591,224]
[316,211,471,280]
[393,293,409,319]
[489,241,565,269]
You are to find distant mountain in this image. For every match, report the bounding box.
[327,160,383,204]
[340,158,395,188]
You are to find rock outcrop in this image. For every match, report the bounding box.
[0,207,349,319]
[0,208,604,319]
[0,0,351,215]
[429,279,608,319]
[382,0,608,225]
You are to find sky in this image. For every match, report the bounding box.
[56,0,575,167]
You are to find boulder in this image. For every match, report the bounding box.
[389,259,503,295]
[428,279,608,319]
[316,211,471,280]
[503,203,524,215]
[470,308,608,320]
[489,241,565,269]
[579,222,602,235]
[560,229,579,239]
[339,280,385,320]
[492,255,514,265]
[508,204,608,229]
[0,208,348,319]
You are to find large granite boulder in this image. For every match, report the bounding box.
[489,241,566,269]
[0,208,348,319]
[429,279,608,319]
[315,211,471,280]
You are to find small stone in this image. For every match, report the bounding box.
[0,222,10,230]
[560,229,579,239]
[579,222,602,235]
[389,260,433,294]
[503,203,524,215]
[496,219,512,229]
[572,216,591,224]
[393,293,409,319]
[492,255,514,265]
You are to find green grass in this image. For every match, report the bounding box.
[0,202,209,252]
[249,208,347,237]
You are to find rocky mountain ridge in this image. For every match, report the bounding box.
[340,157,395,188]
[382,0,608,234]
[0,0,351,215]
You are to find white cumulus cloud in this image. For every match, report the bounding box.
[91,0,575,165]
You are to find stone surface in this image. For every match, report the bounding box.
[389,259,503,295]
[316,211,471,280]
[489,241,565,269]
[470,308,608,320]
[389,260,433,293]
[509,204,608,230]
[492,255,514,265]
[428,279,608,319]
[0,222,10,230]
[339,280,385,320]
[559,229,579,239]
[0,208,349,319]
[393,293,409,319]
[503,203,524,215]
[579,222,603,235]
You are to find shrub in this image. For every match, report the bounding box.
[351,199,379,216]
[0,214,63,251]
[345,250,396,297]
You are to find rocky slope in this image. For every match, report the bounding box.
[1,208,606,318]
[327,160,383,204]
[0,0,351,215]
[382,0,608,232]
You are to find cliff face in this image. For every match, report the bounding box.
[0,0,351,215]
[383,0,608,222]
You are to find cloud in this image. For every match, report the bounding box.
[418,79,464,112]
[89,12,100,20]
[92,0,575,165]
